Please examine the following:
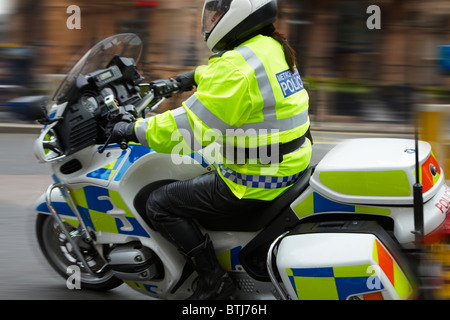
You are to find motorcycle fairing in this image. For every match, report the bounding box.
[86,147,128,181]
[124,280,159,295]
[291,179,449,245]
[71,186,150,237]
[293,189,392,218]
[85,143,159,182]
[34,184,150,237]
[35,193,78,227]
[217,245,242,271]
[33,140,214,236]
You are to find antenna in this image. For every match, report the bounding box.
[413,121,424,246]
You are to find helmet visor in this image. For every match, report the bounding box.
[201,0,232,39]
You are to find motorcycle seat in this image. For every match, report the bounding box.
[196,167,313,232]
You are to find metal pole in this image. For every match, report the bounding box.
[413,124,424,246]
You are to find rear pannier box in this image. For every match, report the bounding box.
[276,221,417,300]
[309,139,443,205]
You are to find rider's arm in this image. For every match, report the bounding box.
[194,65,207,84]
[134,59,251,155]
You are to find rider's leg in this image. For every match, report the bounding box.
[145,171,264,299]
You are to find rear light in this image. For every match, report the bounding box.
[363,292,384,300]
[348,291,384,300]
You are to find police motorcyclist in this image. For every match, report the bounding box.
[110,0,312,300]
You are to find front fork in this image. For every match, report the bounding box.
[45,183,109,277]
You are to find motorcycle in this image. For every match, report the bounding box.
[28,33,450,300]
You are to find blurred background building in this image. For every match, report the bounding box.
[1,0,450,123]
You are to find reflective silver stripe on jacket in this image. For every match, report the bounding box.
[234,46,276,120]
[172,106,203,151]
[184,95,231,132]
[183,95,308,134]
[185,95,308,135]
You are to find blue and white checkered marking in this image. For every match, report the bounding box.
[219,165,304,189]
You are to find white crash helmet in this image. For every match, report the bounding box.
[201,0,278,52]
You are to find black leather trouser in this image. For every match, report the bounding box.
[146,171,266,253]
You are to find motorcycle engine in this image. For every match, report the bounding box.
[107,242,162,282]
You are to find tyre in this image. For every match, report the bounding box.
[36,213,123,291]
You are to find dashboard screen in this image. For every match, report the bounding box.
[98,70,113,81]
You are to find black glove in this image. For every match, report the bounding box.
[150,79,182,98]
[109,121,138,144]
[175,70,196,92]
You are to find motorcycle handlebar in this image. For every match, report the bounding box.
[99,77,185,153]
[150,79,183,98]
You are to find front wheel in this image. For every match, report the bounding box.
[36,213,123,291]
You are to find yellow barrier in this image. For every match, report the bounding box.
[417,104,450,176]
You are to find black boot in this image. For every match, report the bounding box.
[183,235,236,300]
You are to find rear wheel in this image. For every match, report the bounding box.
[36,213,123,291]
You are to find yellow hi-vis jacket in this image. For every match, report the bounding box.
[135,35,312,201]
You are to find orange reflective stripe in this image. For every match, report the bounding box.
[373,239,414,299]
[376,240,395,285]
